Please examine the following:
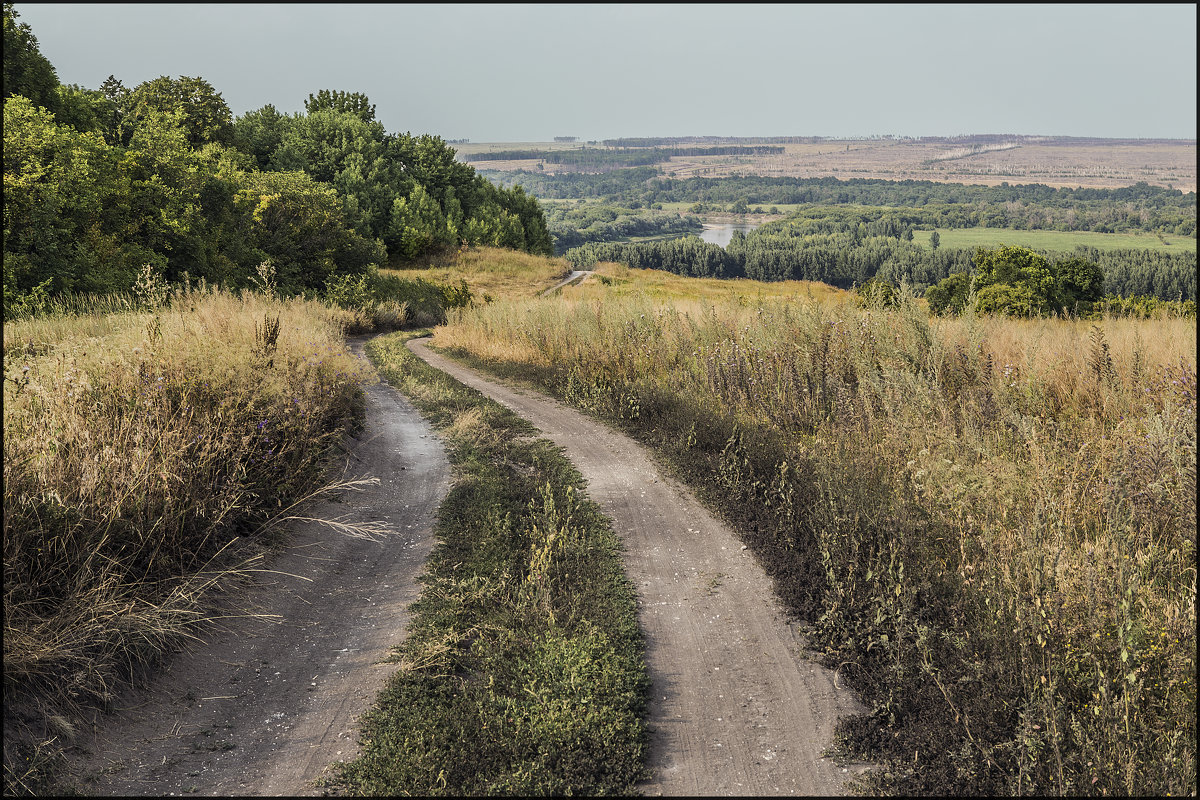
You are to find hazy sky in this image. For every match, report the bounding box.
[15,3,1198,141]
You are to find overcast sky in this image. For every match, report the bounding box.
[15,3,1198,141]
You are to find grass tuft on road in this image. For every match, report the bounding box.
[329,332,648,796]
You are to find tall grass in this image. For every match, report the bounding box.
[3,286,372,794]
[432,284,1196,796]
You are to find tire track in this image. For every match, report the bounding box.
[65,338,451,796]
[408,337,871,796]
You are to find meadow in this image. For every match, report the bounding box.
[429,258,1197,796]
[912,227,1196,254]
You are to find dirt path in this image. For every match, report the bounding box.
[408,338,871,796]
[64,339,451,796]
[541,269,592,295]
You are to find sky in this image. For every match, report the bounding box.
[14,3,1198,142]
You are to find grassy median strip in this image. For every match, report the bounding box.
[330,331,648,796]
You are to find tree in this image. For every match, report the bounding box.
[4,95,121,293]
[1051,256,1105,313]
[304,89,376,122]
[930,230,940,250]
[924,271,971,315]
[240,169,385,292]
[231,103,289,170]
[971,245,1055,315]
[386,184,454,261]
[52,83,114,135]
[2,3,59,113]
[125,75,233,147]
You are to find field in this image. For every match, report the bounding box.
[457,136,1197,192]
[422,248,1197,796]
[911,227,1197,254]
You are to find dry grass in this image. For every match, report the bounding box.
[2,287,373,794]
[384,245,572,301]
[431,267,1196,795]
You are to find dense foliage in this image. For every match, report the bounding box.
[2,4,552,315]
[543,202,702,253]
[924,246,1105,316]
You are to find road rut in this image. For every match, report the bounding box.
[65,338,451,796]
[408,337,870,796]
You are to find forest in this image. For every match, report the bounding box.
[3,4,552,314]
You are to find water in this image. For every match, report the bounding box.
[698,222,760,248]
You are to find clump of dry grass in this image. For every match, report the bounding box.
[433,283,1196,796]
[2,286,372,794]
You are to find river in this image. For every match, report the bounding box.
[698,221,760,248]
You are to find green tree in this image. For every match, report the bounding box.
[971,245,1055,315]
[386,183,455,261]
[924,271,971,315]
[929,230,940,250]
[304,89,376,122]
[1051,256,1105,312]
[974,282,1038,316]
[240,169,385,291]
[52,83,115,135]
[3,95,128,294]
[231,103,289,170]
[124,75,233,147]
[272,108,401,239]
[2,3,59,113]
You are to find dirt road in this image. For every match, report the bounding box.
[65,339,451,796]
[408,338,870,796]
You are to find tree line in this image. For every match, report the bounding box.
[484,168,1197,236]
[3,4,552,309]
[564,216,1196,305]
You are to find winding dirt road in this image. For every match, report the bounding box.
[408,338,871,796]
[65,339,451,796]
[66,333,869,796]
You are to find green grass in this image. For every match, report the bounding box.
[913,226,1195,253]
[329,332,648,796]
